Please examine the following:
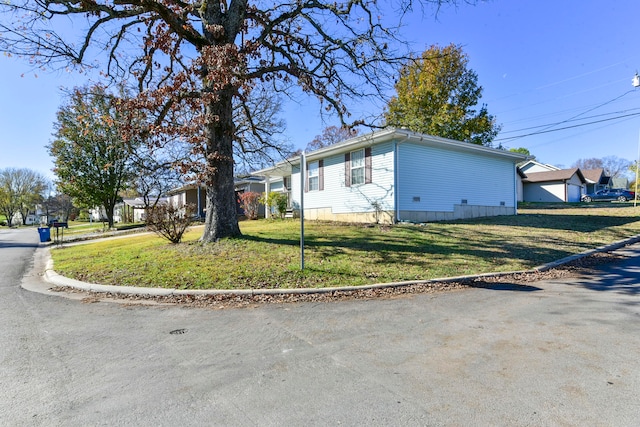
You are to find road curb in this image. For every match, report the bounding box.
[40,233,640,298]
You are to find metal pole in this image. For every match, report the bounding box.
[300,151,305,270]
[632,75,639,207]
[633,132,640,208]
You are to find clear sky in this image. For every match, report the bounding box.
[1,0,639,181]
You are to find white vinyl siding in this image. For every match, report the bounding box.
[397,141,516,212]
[523,175,584,202]
[281,132,522,221]
[523,182,565,202]
[290,142,395,214]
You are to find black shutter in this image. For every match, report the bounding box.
[345,152,351,187]
[365,147,372,184]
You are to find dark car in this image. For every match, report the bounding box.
[581,188,636,203]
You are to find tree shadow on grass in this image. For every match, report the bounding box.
[238,230,570,273]
[451,213,640,233]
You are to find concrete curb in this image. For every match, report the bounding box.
[40,233,640,298]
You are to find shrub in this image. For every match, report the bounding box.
[261,192,289,219]
[238,191,261,220]
[145,203,195,244]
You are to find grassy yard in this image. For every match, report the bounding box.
[50,204,640,290]
[49,221,146,237]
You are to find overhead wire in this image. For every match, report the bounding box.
[520,114,640,150]
[495,89,638,143]
[495,111,640,142]
[499,107,640,134]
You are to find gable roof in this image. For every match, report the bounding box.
[519,160,560,173]
[522,168,586,184]
[254,128,528,177]
[581,168,611,185]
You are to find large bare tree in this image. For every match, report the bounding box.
[306,125,359,152]
[572,156,632,179]
[1,0,463,241]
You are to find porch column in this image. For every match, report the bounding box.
[264,177,271,219]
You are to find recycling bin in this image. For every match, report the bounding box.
[37,227,51,242]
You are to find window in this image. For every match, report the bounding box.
[351,149,365,185]
[308,161,319,191]
[345,147,371,187]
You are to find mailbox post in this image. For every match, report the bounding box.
[51,222,68,244]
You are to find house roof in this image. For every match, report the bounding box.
[166,183,201,195]
[518,160,560,173]
[581,168,611,185]
[253,128,529,177]
[522,168,586,184]
[122,197,168,208]
[167,176,266,195]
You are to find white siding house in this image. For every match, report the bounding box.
[522,168,586,203]
[254,129,527,224]
[518,160,560,174]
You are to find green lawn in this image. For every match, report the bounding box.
[50,204,640,290]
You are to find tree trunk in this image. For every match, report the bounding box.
[104,201,115,229]
[200,89,241,242]
[20,208,28,225]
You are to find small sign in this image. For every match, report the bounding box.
[52,222,68,228]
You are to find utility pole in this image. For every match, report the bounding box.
[633,73,640,207]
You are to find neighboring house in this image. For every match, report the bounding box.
[582,168,611,194]
[167,177,266,218]
[253,128,527,224]
[12,206,46,226]
[88,206,108,222]
[521,168,586,203]
[518,160,560,174]
[115,197,167,223]
[166,184,207,218]
[610,176,629,190]
[234,176,266,217]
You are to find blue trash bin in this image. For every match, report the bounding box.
[37,227,51,242]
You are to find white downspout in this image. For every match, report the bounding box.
[513,163,524,215]
[394,140,399,223]
[394,139,403,223]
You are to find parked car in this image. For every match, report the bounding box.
[581,188,636,203]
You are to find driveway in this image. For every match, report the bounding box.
[2,227,640,426]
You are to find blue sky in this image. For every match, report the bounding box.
[2,0,640,181]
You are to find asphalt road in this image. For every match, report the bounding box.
[2,227,640,426]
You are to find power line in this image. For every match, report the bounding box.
[499,107,640,135]
[517,90,634,138]
[495,90,637,143]
[499,93,633,127]
[495,111,640,143]
[522,114,640,150]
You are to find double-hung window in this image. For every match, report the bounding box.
[350,149,365,186]
[308,161,319,191]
